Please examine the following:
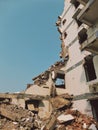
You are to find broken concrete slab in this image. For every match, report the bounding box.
[57,114,74,124]
[50,96,71,110]
[0,103,34,130]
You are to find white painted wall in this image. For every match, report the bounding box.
[60,0,98,95]
[73,99,93,117]
[65,65,89,95]
[58,0,98,119]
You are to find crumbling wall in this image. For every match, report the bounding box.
[25,84,50,96]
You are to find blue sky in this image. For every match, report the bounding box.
[0,0,64,92]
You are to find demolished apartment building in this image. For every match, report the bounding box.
[7,60,67,119]
[24,60,67,119]
[56,0,98,124]
[24,0,98,123]
[0,0,98,129]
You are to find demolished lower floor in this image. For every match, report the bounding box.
[0,92,98,130]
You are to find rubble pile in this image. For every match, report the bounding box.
[32,71,49,86]
[0,94,97,130]
[43,95,97,130]
[55,109,97,130]
[0,102,38,130]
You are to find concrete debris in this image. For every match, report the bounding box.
[57,114,74,123]
[58,93,73,100]
[50,97,72,110]
[0,94,97,130]
[49,60,65,71]
[55,108,97,130]
[31,60,65,87]
[0,103,34,130]
[33,71,49,86]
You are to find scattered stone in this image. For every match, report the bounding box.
[0,94,97,130]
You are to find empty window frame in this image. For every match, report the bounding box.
[76,19,82,27]
[55,71,65,89]
[84,55,97,82]
[70,0,80,8]
[55,78,65,88]
[25,100,39,113]
[78,28,88,44]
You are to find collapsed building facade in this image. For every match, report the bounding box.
[0,0,98,129]
[23,0,98,122]
[56,0,98,122]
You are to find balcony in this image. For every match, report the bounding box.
[77,0,89,5]
[80,31,98,54]
[77,0,98,26]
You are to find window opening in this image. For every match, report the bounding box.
[25,100,39,113]
[55,71,65,89]
[55,78,65,89]
[84,55,97,82]
[90,100,98,122]
[76,19,82,26]
[78,28,88,44]
[70,0,80,8]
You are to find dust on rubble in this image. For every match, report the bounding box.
[0,94,97,130]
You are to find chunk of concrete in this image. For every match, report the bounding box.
[50,97,71,110]
[88,123,97,130]
[57,114,74,123]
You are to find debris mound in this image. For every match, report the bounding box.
[0,94,97,130]
[0,102,34,130]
